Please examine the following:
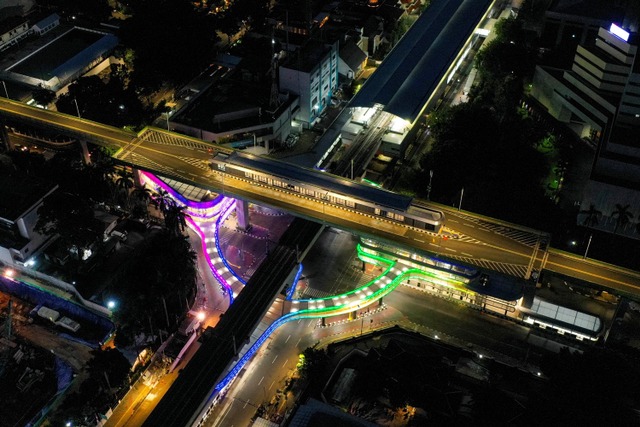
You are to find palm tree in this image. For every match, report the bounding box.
[115,169,135,210]
[579,204,602,227]
[152,189,175,214]
[611,204,633,235]
[164,204,189,236]
[131,183,152,219]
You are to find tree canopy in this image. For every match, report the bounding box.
[110,231,197,347]
[421,102,556,228]
[56,67,165,129]
[119,0,219,92]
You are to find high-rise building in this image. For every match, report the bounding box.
[531,24,640,237]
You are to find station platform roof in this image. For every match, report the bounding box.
[350,0,493,123]
[219,151,413,211]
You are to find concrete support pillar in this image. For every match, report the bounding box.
[321,317,326,327]
[132,168,144,187]
[79,140,91,165]
[0,116,10,151]
[378,297,383,306]
[349,310,357,321]
[236,199,251,231]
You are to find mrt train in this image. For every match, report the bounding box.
[208,151,444,234]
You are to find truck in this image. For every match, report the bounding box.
[36,306,81,332]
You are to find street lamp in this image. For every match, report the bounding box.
[197,311,205,321]
[107,300,116,309]
[1,80,8,99]
[427,170,433,200]
[583,233,593,260]
[73,98,81,119]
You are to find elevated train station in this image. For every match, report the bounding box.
[290,0,499,170]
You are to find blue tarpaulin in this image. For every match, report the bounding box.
[0,275,114,343]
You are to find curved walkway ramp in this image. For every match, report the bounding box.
[139,173,495,427]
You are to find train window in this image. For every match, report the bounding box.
[345,200,355,208]
[245,172,252,178]
[374,208,381,215]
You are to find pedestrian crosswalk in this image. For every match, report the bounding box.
[455,235,484,245]
[450,255,529,278]
[118,152,175,176]
[176,156,210,171]
[301,287,334,299]
[452,215,548,249]
[140,129,213,150]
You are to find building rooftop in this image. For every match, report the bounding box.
[32,13,59,29]
[282,39,334,72]
[340,40,367,71]
[548,0,627,22]
[349,0,493,123]
[0,174,56,221]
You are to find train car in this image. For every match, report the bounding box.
[208,151,444,233]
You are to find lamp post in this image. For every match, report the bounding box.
[583,233,593,260]
[1,81,8,99]
[74,98,81,118]
[458,187,464,212]
[427,170,433,200]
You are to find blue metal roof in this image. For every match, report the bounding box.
[51,33,118,81]
[223,152,413,211]
[33,13,60,30]
[350,0,493,123]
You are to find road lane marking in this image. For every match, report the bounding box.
[285,334,291,343]
[429,243,438,247]
[298,319,301,324]
[463,223,475,228]
[269,381,275,390]
[445,248,456,252]
[462,253,474,257]
[272,355,278,364]
[243,399,250,409]
[449,219,459,223]
[258,376,264,386]
[414,239,424,243]
[308,320,314,327]
[295,338,301,347]
[282,359,288,368]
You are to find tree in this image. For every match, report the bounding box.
[131,183,152,219]
[163,204,189,236]
[56,69,163,129]
[32,87,56,107]
[115,169,135,209]
[611,203,633,234]
[533,347,640,426]
[110,231,197,347]
[579,204,602,227]
[87,347,131,390]
[35,192,99,252]
[153,189,175,213]
[119,0,219,92]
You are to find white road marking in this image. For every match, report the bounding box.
[243,399,249,409]
[429,243,438,247]
[444,248,456,252]
[269,381,275,390]
[295,338,301,347]
[258,376,264,386]
[308,320,314,327]
[463,223,474,228]
[462,253,474,257]
[282,359,288,368]
[449,219,459,223]
[414,239,424,243]
[272,355,278,364]
[285,334,291,343]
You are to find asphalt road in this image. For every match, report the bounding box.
[206,283,563,427]
[1,99,639,295]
